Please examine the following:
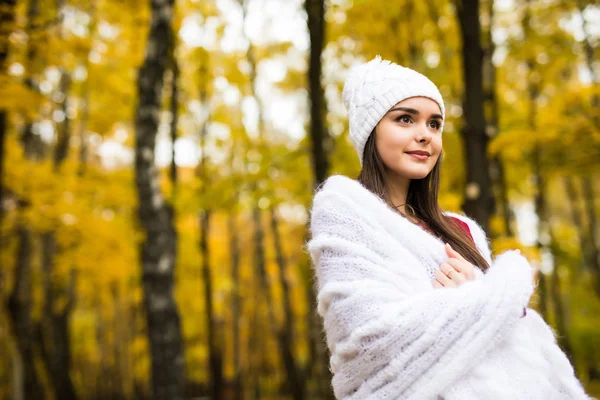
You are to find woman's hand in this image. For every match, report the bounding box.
[432,243,477,288]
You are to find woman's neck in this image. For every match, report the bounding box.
[386,175,411,215]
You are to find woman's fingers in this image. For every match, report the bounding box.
[432,279,443,288]
[439,262,454,276]
[446,258,476,280]
[434,268,456,288]
[441,262,467,285]
[445,243,466,261]
[449,269,467,285]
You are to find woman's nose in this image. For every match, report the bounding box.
[417,125,432,142]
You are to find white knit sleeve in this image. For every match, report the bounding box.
[308,192,535,400]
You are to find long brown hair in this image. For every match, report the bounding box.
[357,129,491,271]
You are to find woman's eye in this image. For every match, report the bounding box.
[429,120,441,130]
[397,115,412,123]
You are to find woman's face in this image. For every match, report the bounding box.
[374,96,443,180]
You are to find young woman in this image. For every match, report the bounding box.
[307,56,590,400]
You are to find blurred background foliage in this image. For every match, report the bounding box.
[0,0,599,399]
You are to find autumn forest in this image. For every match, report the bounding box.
[0,0,599,399]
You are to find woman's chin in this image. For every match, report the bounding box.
[409,172,431,180]
[390,164,431,180]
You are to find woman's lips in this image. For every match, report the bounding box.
[407,152,429,161]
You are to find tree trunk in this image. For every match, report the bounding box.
[531,116,549,322]
[20,0,47,162]
[548,254,575,364]
[19,5,37,160]
[225,92,243,399]
[405,0,419,67]
[111,283,124,396]
[303,0,334,395]
[251,203,305,400]
[533,160,554,318]
[299,226,333,399]
[9,330,24,400]
[228,210,243,400]
[54,70,71,170]
[5,1,44,387]
[77,1,98,177]
[38,233,78,400]
[563,177,590,275]
[78,74,90,176]
[582,176,600,296]
[250,204,309,399]
[520,0,549,321]
[195,51,224,399]
[34,57,78,400]
[0,311,9,398]
[248,297,262,400]
[576,0,598,130]
[455,0,495,232]
[537,182,575,367]
[270,207,305,400]
[133,0,185,398]
[7,226,46,400]
[520,1,573,358]
[574,0,600,296]
[423,0,457,101]
[251,206,268,399]
[0,0,18,225]
[0,111,5,221]
[200,209,224,399]
[169,53,179,186]
[482,0,513,238]
[305,0,329,187]
[97,296,117,399]
[239,1,308,396]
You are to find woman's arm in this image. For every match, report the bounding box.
[309,193,534,400]
[444,212,531,318]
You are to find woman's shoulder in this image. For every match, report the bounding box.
[312,175,379,212]
[310,176,361,231]
[315,174,359,195]
[311,175,356,211]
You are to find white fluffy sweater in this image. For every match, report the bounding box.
[307,175,592,400]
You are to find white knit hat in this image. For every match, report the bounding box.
[342,56,445,165]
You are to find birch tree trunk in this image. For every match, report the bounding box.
[133,0,185,398]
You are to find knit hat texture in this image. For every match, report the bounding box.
[342,55,445,165]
